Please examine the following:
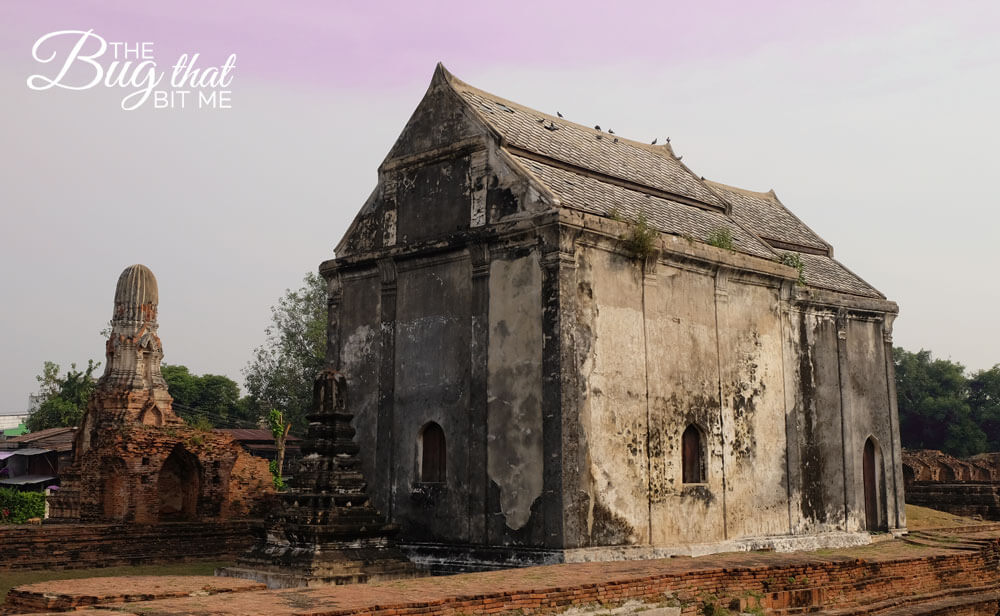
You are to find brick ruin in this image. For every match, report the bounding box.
[903,449,1000,520]
[48,264,274,524]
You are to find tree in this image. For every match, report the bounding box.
[267,408,291,490]
[26,361,100,432]
[894,348,986,457]
[160,364,254,428]
[243,272,327,434]
[969,365,1000,452]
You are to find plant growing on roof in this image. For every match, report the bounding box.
[618,211,658,260]
[778,252,807,286]
[706,227,734,251]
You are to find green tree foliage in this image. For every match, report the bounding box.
[244,272,327,434]
[0,488,45,523]
[969,365,1000,452]
[894,348,987,457]
[160,364,253,428]
[26,361,100,432]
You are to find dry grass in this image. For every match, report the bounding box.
[905,504,979,530]
[0,561,232,604]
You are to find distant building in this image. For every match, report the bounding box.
[0,426,76,491]
[215,428,301,476]
[0,410,29,432]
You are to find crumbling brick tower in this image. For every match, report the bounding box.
[48,264,273,523]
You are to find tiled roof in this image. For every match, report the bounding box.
[704,181,830,253]
[215,429,301,443]
[797,253,884,299]
[446,71,726,210]
[6,426,76,452]
[512,155,775,259]
[438,66,886,300]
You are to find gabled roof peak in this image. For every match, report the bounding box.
[704,180,780,203]
[439,65,728,210]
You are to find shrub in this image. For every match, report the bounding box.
[623,213,658,259]
[706,227,734,250]
[0,488,45,524]
[778,252,807,286]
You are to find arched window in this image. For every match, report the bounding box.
[419,422,446,483]
[682,424,704,483]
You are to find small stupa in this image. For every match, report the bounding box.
[218,369,419,587]
[47,264,273,523]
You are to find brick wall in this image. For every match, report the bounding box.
[907,482,1000,520]
[0,521,260,571]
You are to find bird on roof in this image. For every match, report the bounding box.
[536,118,544,123]
[613,137,619,143]
[677,156,683,161]
[666,136,671,143]
[557,111,563,118]
[608,129,615,134]
[651,138,657,145]
[594,125,601,131]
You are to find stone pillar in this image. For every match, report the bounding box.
[540,226,577,549]
[468,245,490,544]
[882,314,906,529]
[835,309,860,531]
[375,257,398,522]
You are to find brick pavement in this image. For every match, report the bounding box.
[5,527,1000,615]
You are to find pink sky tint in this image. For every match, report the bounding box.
[5,0,995,89]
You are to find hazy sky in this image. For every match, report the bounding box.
[1,1,998,413]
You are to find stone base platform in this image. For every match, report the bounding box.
[5,527,1000,616]
[3,575,264,614]
[402,530,880,573]
[217,543,423,588]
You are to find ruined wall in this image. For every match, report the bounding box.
[781,304,903,534]
[335,268,383,512]
[572,245,652,546]
[391,254,474,542]
[570,243,794,548]
[487,249,545,544]
[782,308,849,533]
[715,274,789,538]
[842,317,901,531]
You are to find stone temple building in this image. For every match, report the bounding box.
[49,265,273,523]
[318,65,905,567]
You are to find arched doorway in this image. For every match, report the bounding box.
[863,437,886,531]
[157,445,200,521]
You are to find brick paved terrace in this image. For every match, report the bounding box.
[5,526,1000,616]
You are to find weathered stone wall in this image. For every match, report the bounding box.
[783,307,847,533]
[568,243,804,547]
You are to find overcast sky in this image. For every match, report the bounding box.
[1,1,998,413]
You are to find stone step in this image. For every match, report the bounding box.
[765,571,992,614]
[811,584,1000,616]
